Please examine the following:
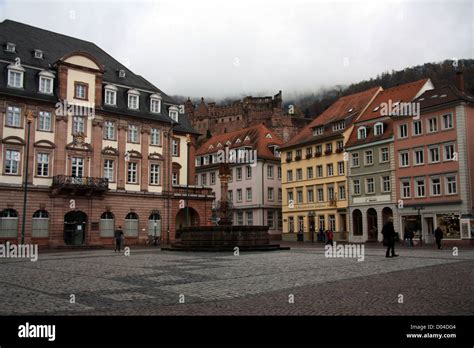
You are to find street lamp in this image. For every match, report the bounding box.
[21,110,35,244]
[185,133,191,227]
[308,211,315,244]
[413,206,425,246]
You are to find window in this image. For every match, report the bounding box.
[36,153,49,177]
[338,184,346,200]
[327,187,334,201]
[38,111,52,131]
[8,69,23,88]
[399,124,408,138]
[316,165,323,178]
[6,106,21,127]
[337,161,344,175]
[169,109,179,122]
[246,166,252,179]
[127,162,138,183]
[307,167,313,179]
[415,178,425,197]
[296,168,303,181]
[401,180,411,199]
[74,83,87,100]
[318,215,325,231]
[365,150,373,165]
[128,125,139,143]
[358,127,366,139]
[267,211,274,228]
[427,117,438,133]
[210,172,216,185]
[297,190,303,203]
[444,144,455,161]
[287,190,294,205]
[307,188,314,203]
[34,49,44,59]
[327,163,334,176]
[286,151,293,162]
[128,93,139,109]
[429,146,440,163]
[236,167,242,181]
[104,88,117,105]
[306,147,313,156]
[442,114,453,130]
[313,126,324,136]
[104,159,114,181]
[431,177,441,196]
[267,165,274,179]
[125,212,139,237]
[332,121,345,131]
[399,151,409,167]
[413,120,422,135]
[277,166,282,180]
[39,76,53,94]
[150,163,160,185]
[150,98,161,113]
[329,215,336,231]
[288,216,294,233]
[268,187,274,201]
[71,157,84,177]
[200,173,207,186]
[382,176,391,192]
[296,149,302,158]
[172,172,178,185]
[72,116,85,134]
[374,122,384,136]
[246,188,252,201]
[237,189,242,202]
[353,179,360,195]
[287,170,293,182]
[237,212,243,225]
[32,210,49,238]
[325,143,332,153]
[317,188,324,202]
[446,175,457,194]
[5,43,16,52]
[228,190,233,203]
[380,147,389,163]
[172,139,180,156]
[104,121,115,140]
[5,150,20,174]
[414,148,424,165]
[351,153,359,167]
[366,178,375,194]
[246,211,253,225]
[278,188,282,202]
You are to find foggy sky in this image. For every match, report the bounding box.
[1,0,472,100]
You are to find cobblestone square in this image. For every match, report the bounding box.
[0,244,472,315]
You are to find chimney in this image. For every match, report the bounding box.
[455,71,464,93]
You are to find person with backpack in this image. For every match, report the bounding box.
[434,227,444,250]
[114,226,124,252]
[382,220,398,258]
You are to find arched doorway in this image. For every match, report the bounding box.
[100,212,115,237]
[367,208,378,241]
[352,209,363,236]
[175,207,200,231]
[64,211,87,245]
[382,207,393,226]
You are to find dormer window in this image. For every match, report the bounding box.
[150,94,162,114]
[313,126,324,136]
[5,43,15,52]
[104,85,118,106]
[358,126,367,140]
[34,49,43,59]
[7,63,24,88]
[169,105,179,122]
[374,122,384,136]
[245,135,252,141]
[74,82,88,100]
[225,141,232,146]
[235,138,241,144]
[38,70,54,94]
[265,133,272,139]
[119,69,126,78]
[332,121,345,131]
[127,89,140,109]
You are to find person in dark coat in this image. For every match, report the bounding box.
[434,227,443,250]
[114,226,124,252]
[382,220,398,258]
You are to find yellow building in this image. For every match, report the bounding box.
[280,87,381,241]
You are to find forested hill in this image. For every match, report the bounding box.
[291,59,474,118]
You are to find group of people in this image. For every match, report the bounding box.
[315,228,334,245]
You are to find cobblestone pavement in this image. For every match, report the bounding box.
[0,244,472,315]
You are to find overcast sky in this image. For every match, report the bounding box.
[1,0,472,100]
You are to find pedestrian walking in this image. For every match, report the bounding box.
[382,220,398,258]
[408,229,414,247]
[434,227,443,250]
[326,229,334,246]
[114,226,124,252]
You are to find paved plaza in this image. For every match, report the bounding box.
[0,244,472,316]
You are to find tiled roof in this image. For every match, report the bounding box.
[345,119,394,149]
[196,124,283,160]
[416,84,474,109]
[280,86,381,149]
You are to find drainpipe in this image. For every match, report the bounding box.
[166,120,176,245]
[261,159,266,226]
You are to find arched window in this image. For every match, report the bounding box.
[352,209,363,236]
[357,127,367,140]
[148,212,161,237]
[100,212,115,237]
[0,209,18,238]
[32,210,49,237]
[125,212,139,237]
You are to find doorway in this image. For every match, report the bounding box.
[64,211,87,245]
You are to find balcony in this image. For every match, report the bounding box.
[51,175,109,196]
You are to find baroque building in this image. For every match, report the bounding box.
[0,19,213,247]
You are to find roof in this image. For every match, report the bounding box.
[281,86,381,149]
[0,19,198,130]
[345,119,394,149]
[356,78,432,122]
[415,84,474,109]
[196,124,283,160]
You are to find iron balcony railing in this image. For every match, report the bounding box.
[51,175,109,191]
